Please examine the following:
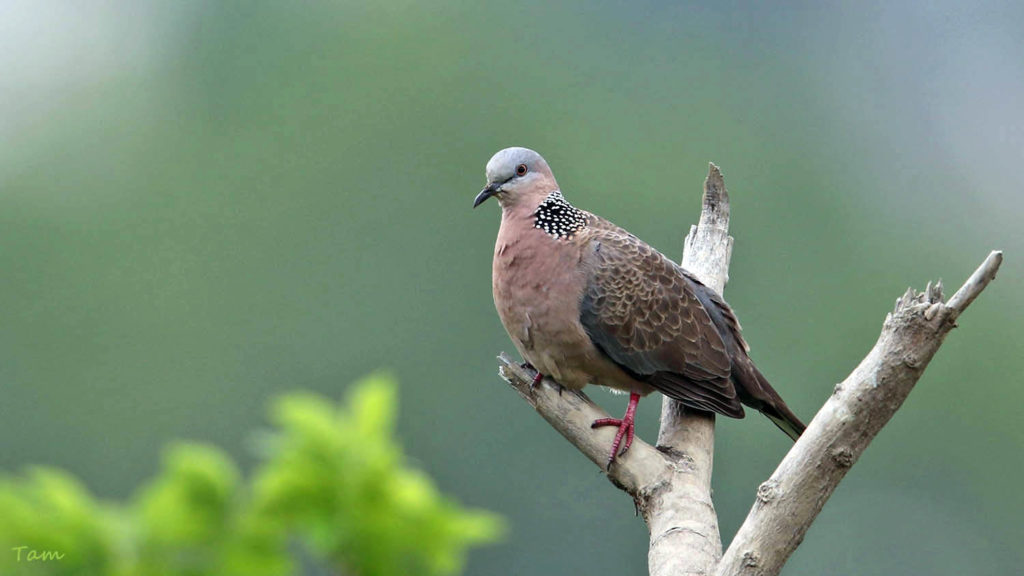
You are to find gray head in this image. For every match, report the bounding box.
[473,147,558,209]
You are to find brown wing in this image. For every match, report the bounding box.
[578,219,744,418]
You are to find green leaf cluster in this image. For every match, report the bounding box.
[0,374,504,576]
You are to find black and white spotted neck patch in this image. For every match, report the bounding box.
[534,191,588,239]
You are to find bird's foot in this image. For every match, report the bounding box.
[519,362,544,391]
[591,392,641,469]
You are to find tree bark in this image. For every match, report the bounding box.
[647,163,732,576]
[715,250,1002,576]
[493,163,1002,576]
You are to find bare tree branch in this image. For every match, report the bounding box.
[648,163,733,576]
[716,250,1003,576]
[491,161,1003,576]
[497,356,674,496]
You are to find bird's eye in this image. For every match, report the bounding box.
[516,164,528,177]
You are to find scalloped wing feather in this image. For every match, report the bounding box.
[578,217,744,418]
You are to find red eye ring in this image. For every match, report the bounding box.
[516,163,528,176]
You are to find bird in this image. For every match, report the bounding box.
[474,147,805,467]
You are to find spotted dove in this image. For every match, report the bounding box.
[475,147,805,466]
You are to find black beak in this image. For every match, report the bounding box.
[473,182,502,208]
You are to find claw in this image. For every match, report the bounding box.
[591,392,641,468]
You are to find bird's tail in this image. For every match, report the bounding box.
[736,358,806,441]
[686,279,806,440]
[762,403,806,441]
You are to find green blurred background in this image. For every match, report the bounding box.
[2,1,1022,574]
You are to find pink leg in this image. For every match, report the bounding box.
[520,362,544,390]
[591,392,641,468]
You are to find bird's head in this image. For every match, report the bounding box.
[474,147,558,210]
